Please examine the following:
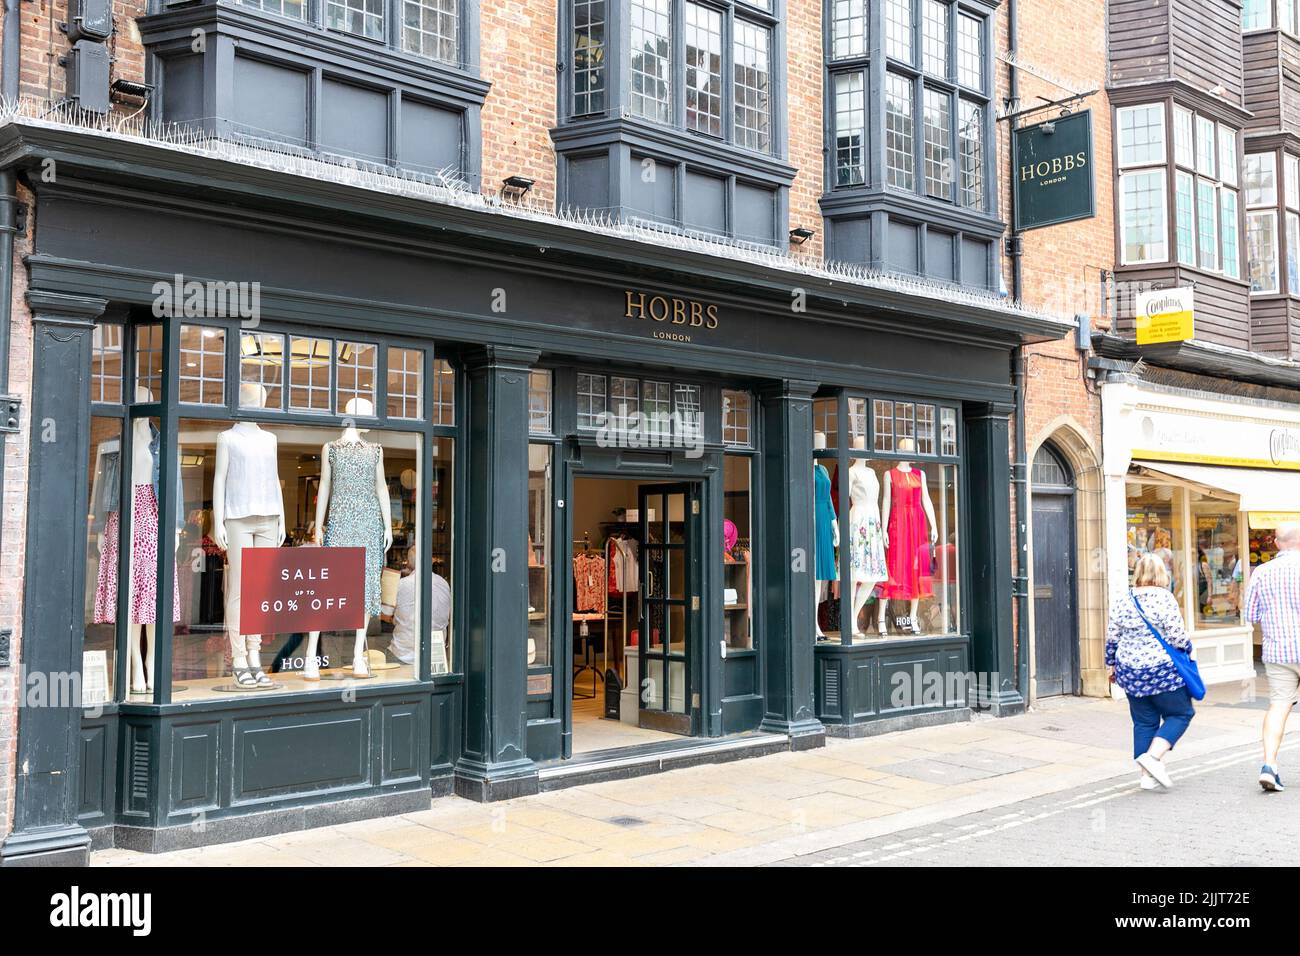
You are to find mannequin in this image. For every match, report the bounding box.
[303,398,393,680]
[813,431,839,639]
[92,386,182,694]
[878,437,938,635]
[847,437,887,638]
[212,383,287,689]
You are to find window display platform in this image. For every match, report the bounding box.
[126,664,419,703]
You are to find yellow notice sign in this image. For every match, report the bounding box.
[1136,287,1194,345]
[1249,512,1300,529]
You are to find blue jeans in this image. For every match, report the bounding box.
[1128,688,1195,758]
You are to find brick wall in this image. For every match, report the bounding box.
[786,0,824,259]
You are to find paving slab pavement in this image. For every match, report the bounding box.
[92,684,1292,868]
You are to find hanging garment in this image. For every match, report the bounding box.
[322,439,386,618]
[723,518,739,555]
[882,467,934,600]
[92,483,182,625]
[616,538,640,593]
[573,551,606,612]
[814,463,838,582]
[848,463,888,584]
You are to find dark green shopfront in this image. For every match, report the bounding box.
[0,121,1069,864]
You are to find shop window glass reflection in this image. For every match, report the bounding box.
[85,416,124,704]
[873,398,893,452]
[134,324,163,400]
[178,325,226,405]
[529,370,554,434]
[1191,490,1242,629]
[432,358,455,426]
[240,333,286,410]
[171,410,424,700]
[528,445,552,677]
[91,324,123,404]
[813,397,839,448]
[723,456,753,649]
[288,336,332,411]
[386,347,424,420]
[1126,481,1186,611]
[335,341,378,415]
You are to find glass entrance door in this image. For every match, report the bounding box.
[638,483,699,735]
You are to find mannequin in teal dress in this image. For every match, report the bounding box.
[813,431,840,638]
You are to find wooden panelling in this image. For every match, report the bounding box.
[1171,0,1245,106]
[1243,31,1282,133]
[1282,35,1300,134]
[1109,0,1171,86]
[1250,296,1292,356]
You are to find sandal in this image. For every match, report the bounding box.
[233,667,258,688]
[253,669,273,688]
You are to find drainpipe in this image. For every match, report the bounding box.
[1007,0,1031,706]
[1,0,22,641]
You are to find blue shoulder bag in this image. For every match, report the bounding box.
[1129,589,1206,700]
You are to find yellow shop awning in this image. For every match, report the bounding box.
[1133,461,1300,526]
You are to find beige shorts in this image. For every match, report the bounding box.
[1266,662,1300,704]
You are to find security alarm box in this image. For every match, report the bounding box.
[65,40,111,113]
[66,0,113,42]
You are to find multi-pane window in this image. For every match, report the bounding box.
[288,336,332,412]
[387,347,424,420]
[835,73,867,187]
[923,88,952,200]
[1195,115,1216,176]
[179,326,225,406]
[1288,154,1300,295]
[1196,179,1219,272]
[885,72,915,190]
[1173,107,1194,168]
[885,0,913,62]
[1242,0,1272,30]
[431,358,455,426]
[1117,105,1168,265]
[1283,0,1299,33]
[237,0,306,20]
[630,0,672,123]
[832,0,866,59]
[956,13,982,90]
[1166,108,1238,276]
[240,333,285,410]
[734,21,772,152]
[327,0,384,40]
[958,100,983,209]
[91,324,124,405]
[529,370,554,434]
[1246,152,1280,293]
[621,0,777,156]
[722,389,752,447]
[1221,188,1241,282]
[576,372,608,430]
[685,3,724,135]
[674,383,703,439]
[610,376,641,431]
[922,0,948,77]
[573,0,607,115]
[643,380,672,436]
[1174,172,1195,266]
[873,398,894,453]
[135,325,164,400]
[335,341,378,415]
[402,0,458,64]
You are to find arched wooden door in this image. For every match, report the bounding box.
[1031,443,1079,697]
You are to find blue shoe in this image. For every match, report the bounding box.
[1260,765,1285,792]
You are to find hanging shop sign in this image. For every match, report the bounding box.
[1012,110,1095,231]
[1135,287,1195,345]
[239,547,366,635]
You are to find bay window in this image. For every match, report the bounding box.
[829,0,992,213]
[1287,154,1300,295]
[616,0,777,154]
[1246,152,1281,294]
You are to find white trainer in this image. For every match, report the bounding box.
[1136,753,1173,789]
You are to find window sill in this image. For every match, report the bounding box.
[820,187,1003,237]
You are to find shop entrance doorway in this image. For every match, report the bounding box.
[1031,443,1079,697]
[568,476,702,756]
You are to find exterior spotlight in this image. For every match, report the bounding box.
[789,226,815,245]
[501,176,535,199]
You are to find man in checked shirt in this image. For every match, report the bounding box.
[1247,521,1300,792]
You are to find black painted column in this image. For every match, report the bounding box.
[1,291,107,866]
[964,401,1025,716]
[757,380,825,748]
[455,346,541,800]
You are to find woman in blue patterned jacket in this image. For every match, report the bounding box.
[1106,553,1197,791]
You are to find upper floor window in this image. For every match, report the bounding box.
[619,0,776,154]
[1246,151,1287,294]
[238,0,306,19]
[1243,0,1271,30]
[328,0,385,40]
[235,0,462,66]
[573,0,608,115]
[1166,105,1239,278]
[1117,105,1167,265]
[402,0,459,63]
[829,0,991,212]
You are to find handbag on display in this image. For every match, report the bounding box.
[1129,589,1206,701]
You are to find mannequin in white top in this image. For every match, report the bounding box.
[303,398,392,680]
[212,383,286,688]
[848,437,885,638]
[813,430,839,639]
[878,437,938,636]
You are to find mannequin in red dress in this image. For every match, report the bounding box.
[878,438,938,635]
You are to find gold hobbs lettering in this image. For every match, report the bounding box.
[1020,151,1088,185]
[624,290,720,330]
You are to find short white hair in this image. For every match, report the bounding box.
[1277,521,1300,549]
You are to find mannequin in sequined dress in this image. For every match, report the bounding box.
[303,398,393,679]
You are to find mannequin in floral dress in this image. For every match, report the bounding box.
[878,438,937,635]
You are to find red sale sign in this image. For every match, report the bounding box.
[239,547,366,635]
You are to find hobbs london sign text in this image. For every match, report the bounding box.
[1012,110,1095,231]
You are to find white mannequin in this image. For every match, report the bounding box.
[848,437,885,638]
[106,386,181,694]
[878,437,938,636]
[303,398,393,680]
[813,430,839,639]
[212,383,286,688]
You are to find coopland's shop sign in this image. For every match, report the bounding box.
[1131,411,1300,471]
[1136,286,1195,345]
[1012,110,1095,231]
[624,289,719,343]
